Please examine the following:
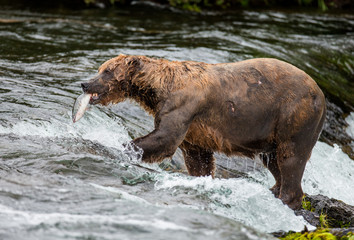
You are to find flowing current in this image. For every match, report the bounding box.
[0,4,353,239]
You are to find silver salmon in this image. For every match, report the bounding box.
[72,93,91,123]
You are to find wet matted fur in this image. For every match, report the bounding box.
[80,54,326,210]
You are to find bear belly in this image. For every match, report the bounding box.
[184,122,261,158]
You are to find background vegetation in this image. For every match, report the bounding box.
[1,0,353,11]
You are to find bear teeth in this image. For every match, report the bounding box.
[91,93,99,100]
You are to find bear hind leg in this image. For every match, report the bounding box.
[261,151,281,198]
[180,141,215,177]
[276,141,311,210]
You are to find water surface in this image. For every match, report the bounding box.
[0,5,353,239]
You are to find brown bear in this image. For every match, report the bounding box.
[77,54,326,210]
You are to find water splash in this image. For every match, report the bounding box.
[0,107,131,151]
[155,124,354,233]
[154,174,311,233]
[123,141,144,164]
[303,143,354,205]
[251,141,354,206]
[89,183,149,204]
[346,112,354,138]
[2,106,353,234]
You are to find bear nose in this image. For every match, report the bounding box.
[81,82,89,92]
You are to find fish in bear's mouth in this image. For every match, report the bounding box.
[72,92,101,123]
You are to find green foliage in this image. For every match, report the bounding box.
[336,220,351,229]
[319,212,329,229]
[280,229,345,240]
[318,0,328,11]
[297,0,328,9]
[288,197,353,240]
[82,0,335,11]
[340,232,354,240]
[84,0,96,5]
[239,0,249,7]
[168,0,202,11]
[298,0,313,5]
[167,0,331,11]
[302,196,315,212]
[170,0,335,12]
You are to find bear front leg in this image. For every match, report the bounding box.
[132,127,187,163]
[180,141,215,177]
[131,97,197,163]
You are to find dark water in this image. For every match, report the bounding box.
[0,4,354,239]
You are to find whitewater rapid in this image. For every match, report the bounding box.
[1,105,353,233]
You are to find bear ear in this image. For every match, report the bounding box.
[125,55,141,68]
[123,56,142,80]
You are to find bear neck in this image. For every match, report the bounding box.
[127,81,160,116]
[125,56,208,116]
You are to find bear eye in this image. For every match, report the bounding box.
[104,69,110,74]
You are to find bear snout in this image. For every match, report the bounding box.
[81,82,89,92]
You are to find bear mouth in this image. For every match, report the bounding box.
[87,92,108,105]
[81,82,108,105]
[89,93,101,105]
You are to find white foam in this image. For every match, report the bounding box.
[124,219,192,231]
[345,112,354,138]
[303,141,354,205]
[155,138,354,232]
[89,183,149,204]
[155,174,311,233]
[249,140,354,206]
[0,120,62,138]
[0,203,192,232]
[0,108,131,151]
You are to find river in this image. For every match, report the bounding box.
[0,3,353,239]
